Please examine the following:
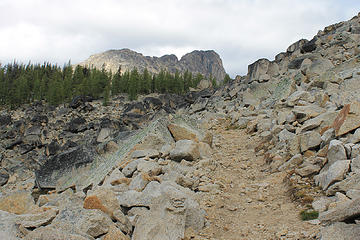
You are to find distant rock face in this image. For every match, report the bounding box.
[78,49,226,83]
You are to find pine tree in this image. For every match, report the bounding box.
[223,74,231,84]
[129,68,139,100]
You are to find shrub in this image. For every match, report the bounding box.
[300,210,319,221]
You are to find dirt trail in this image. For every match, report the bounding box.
[192,122,320,240]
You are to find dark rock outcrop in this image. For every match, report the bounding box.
[36,145,96,188]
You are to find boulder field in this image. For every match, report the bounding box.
[2,12,360,240]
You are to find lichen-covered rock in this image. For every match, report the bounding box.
[84,187,120,218]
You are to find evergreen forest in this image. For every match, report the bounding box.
[0,62,224,108]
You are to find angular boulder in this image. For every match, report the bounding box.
[84,187,120,218]
[0,191,37,214]
[320,222,360,240]
[300,131,322,152]
[170,140,200,161]
[315,160,351,190]
[332,102,360,136]
[319,197,360,224]
[36,145,96,189]
[327,140,347,167]
[168,123,198,142]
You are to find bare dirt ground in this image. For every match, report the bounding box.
[191,121,320,240]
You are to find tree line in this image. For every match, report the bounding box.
[0,62,229,108]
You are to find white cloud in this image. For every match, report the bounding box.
[0,0,359,76]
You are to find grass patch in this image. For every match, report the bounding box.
[300,210,319,221]
[225,124,241,131]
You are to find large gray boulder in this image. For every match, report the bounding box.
[131,190,187,240]
[320,222,360,240]
[51,207,114,238]
[170,140,200,161]
[319,197,360,224]
[131,181,205,240]
[35,145,96,189]
[327,140,347,166]
[299,131,322,153]
[315,160,351,190]
[0,210,21,240]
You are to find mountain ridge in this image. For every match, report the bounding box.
[78,48,227,84]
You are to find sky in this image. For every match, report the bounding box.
[0,0,359,77]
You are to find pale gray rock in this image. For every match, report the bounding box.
[278,154,303,171]
[327,140,347,166]
[285,112,296,124]
[190,98,209,113]
[286,90,314,106]
[131,149,160,159]
[346,189,360,200]
[160,144,173,156]
[16,207,59,228]
[351,144,360,159]
[122,159,146,177]
[319,197,360,224]
[113,209,132,235]
[127,207,149,226]
[300,131,322,152]
[137,161,162,176]
[0,210,21,240]
[97,128,111,143]
[131,181,205,239]
[247,58,270,83]
[312,197,334,212]
[320,222,360,240]
[237,117,251,129]
[299,117,322,133]
[321,128,335,147]
[129,173,149,192]
[256,118,272,132]
[51,207,113,238]
[348,128,360,144]
[24,226,90,240]
[292,105,325,122]
[351,156,360,173]
[170,140,200,161]
[102,168,125,187]
[131,190,186,240]
[327,172,360,196]
[343,147,353,165]
[295,163,321,177]
[315,160,351,190]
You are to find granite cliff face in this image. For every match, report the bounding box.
[78,49,226,83]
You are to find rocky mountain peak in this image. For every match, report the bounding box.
[79,48,226,83]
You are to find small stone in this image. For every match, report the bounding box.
[327,140,347,166]
[103,225,130,240]
[131,149,160,159]
[128,173,149,192]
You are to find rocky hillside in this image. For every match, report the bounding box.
[78,49,227,84]
[1,11,360,240]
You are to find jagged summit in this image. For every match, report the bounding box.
[78,48,226,83]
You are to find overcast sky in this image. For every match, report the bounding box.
[0,0,359,77]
